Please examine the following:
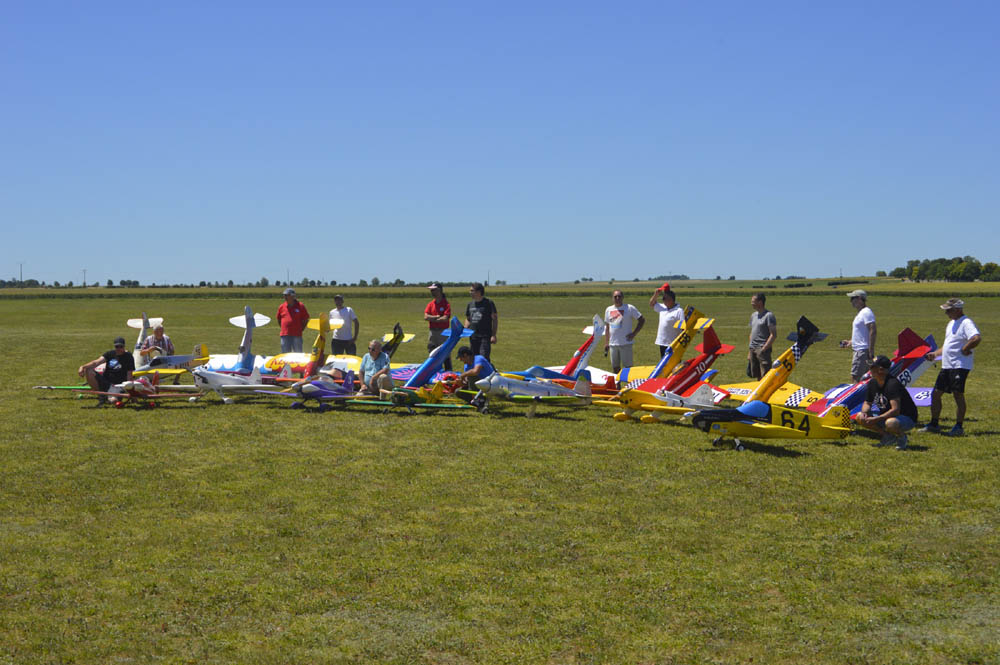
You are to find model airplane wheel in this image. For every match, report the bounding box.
[188,396,199,403]
[734,439,745,452]
[382,407,390,415]
[712,436,723,446]
[318,403,333,413]
[291,401,304,409]
[223,397,234,405]
[114,401,124,409]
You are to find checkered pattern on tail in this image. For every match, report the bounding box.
[623,377,646,391]
[783,386,811,407]
[791,342,804,362]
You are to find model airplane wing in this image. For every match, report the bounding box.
[907,387,933,407]
[307,317,344,331]
[717,382,759,402]
[230,312,271,328]
[127,317,163,329]
[764,382,825,409]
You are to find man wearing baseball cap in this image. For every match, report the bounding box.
[841,290,876,381]
[856,355,919,450]
[78,336,135,404]
[921,298,981,436]
[423,282,453,371]
[277,288,310,353]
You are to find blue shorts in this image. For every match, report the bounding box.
[894,415,916,432]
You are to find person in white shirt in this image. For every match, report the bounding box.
[648,283,683,357]
[841,289,876,381]
[604,290,644,374]
[921,298,981,436]
[329,294,360,355]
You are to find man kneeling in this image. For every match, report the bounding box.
[855,355,918,450]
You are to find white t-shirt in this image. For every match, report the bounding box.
[653,303,684,347]
[851,306,875,350]
[329,306,357,341]
[941,315,980,370]
[605,304,642,346]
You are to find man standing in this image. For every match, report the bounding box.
[648,283,683,357]
[277,288,310,353]
[921,298,982,436]
[604,290,645,374]
[78,336,135,404]
[329,294,360,356]
[747,293,777,379]
[856,355,919,450]
[358,339,393,395]
[139,324,175,361]
[464,282,498,360]
[842,289,876,381]
[424,282,452,371]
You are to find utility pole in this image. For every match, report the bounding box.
[19,262,23,286]
[82,269,87,288]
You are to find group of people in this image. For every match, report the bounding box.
[78,284,982,443]
[600,286,982,449]
[276,283,500,395]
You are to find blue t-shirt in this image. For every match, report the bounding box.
[464,355,495,378]
[360,351,390,379]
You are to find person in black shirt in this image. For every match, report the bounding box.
[856,355,918,450]
[464,282,498,360]
[78,336,136,404]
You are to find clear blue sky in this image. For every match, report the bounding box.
[3,1,998,286]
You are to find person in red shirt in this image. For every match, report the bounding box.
[423,282,452,371]
[277,288,310,353]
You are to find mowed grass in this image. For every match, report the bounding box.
[1,291,998,664]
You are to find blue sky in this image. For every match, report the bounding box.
[3,1,998,286]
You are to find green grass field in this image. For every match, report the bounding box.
[2,287,998,663]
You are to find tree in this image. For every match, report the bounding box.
[876,270,887,277]
[371,277,380,286]
[106,279,113,287]
[358,279,368,287]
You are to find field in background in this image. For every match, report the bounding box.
[1,288,998,663]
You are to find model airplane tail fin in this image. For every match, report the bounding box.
[573,373,592,398]
[343,370,356,392]
[895,327,925,358]
[819,405,852,432]
[249,364,262,383]
[686,382,715,407]
[278,363,294,379]
[699,326,722,354]
[193,343,208,359]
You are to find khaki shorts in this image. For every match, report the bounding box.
[749,347,772,379]
[851,349,872,382]
[609,344,633,370]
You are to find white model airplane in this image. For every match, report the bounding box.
[469,371,593,417]
[187,306,289,403]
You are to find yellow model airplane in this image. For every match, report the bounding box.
[615,306,714,386]
[691,400,853,451]
[718,315,828,410]
[687,316,846,450]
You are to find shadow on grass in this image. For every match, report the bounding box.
[704,440,809,457]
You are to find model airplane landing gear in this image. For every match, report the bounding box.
[733,438,745,451]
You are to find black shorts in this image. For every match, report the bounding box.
[933,368,970,394]
[330,339,356,355]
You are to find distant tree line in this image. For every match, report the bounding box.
[888,256,1000,282]
[4,277,504,289]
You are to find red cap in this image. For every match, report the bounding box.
[657,282,670,292]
